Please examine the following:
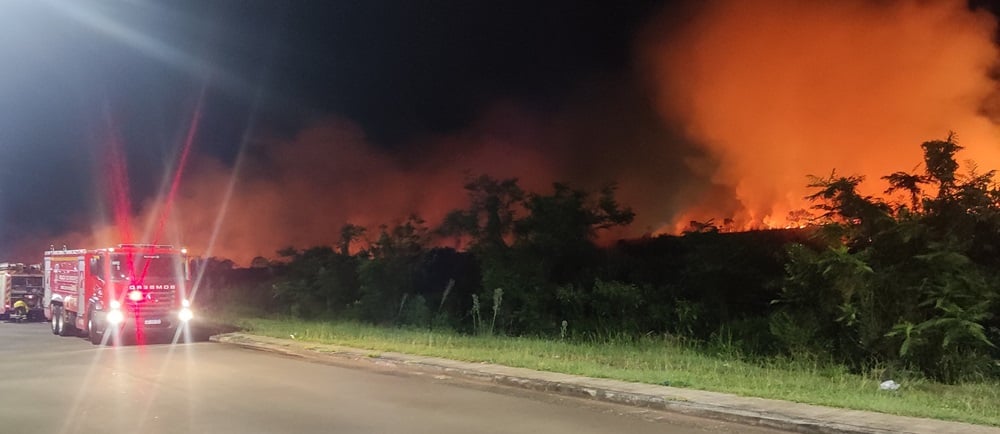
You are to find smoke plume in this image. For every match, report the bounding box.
[643,0,1000,230]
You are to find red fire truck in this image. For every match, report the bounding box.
[43,244,194,345]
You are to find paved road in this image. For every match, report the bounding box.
[0,322,789,434]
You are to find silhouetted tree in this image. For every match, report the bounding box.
[438,175,525,251]
[358,216,429,324]
[339,223,367,256]
[790,134,999,382]
[883,170,929,212]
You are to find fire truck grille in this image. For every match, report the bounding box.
[128,289,176,316]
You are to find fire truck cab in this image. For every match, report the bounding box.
[44,244,194,345]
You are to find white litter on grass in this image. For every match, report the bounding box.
[879,380,901,391]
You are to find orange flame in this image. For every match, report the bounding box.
[643,0,1000,232]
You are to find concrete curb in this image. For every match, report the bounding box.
[209,333,999,434]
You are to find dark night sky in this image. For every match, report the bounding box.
[1,0,998,262]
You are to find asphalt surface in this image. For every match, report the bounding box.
[0,321,789,434]
[213,334,1000,434]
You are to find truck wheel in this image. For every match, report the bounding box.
[57,308,73,337]
[88,310,102,345]
[65,312,77,335]
[56,308,65,335]
[51,306,61,334]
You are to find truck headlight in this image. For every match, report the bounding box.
[107,310,124,325]
[178,308,193,322]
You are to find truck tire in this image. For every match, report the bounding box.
[58,308,73,337]
[51,305,61,334]
[87,309,102,345]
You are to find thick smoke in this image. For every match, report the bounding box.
[46,78,711,266]
[40,0,1000,264]
[166,95,707,264]
[643,0,1000,230]
[58,117,556,265]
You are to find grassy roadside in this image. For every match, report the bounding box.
[231,317,1000,426]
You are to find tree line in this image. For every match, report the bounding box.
[199,135,999,383]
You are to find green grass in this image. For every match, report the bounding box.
[231,317,1000,426]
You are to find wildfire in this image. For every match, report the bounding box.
[32,0,1000,263]
[644,0,1000,234]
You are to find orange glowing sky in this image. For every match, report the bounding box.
[644,0,1000,231]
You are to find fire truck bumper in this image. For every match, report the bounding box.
[94,309,193,333]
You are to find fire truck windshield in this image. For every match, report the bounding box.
[109,254,183,281]
[12,276,42,286]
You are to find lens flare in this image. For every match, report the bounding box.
[106,309,124,324]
